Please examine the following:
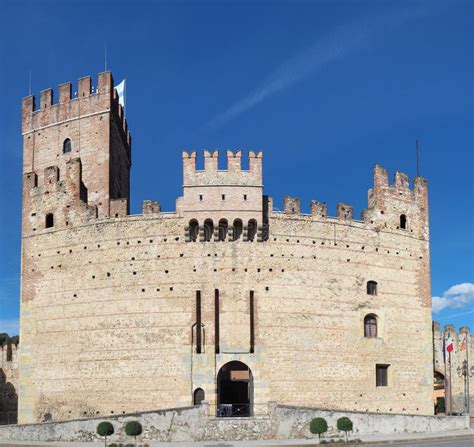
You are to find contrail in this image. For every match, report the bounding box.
[205,7,426,130]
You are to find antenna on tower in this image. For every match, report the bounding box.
[28,69,31,96]
[416,139,420,177]
[104,42,108,72]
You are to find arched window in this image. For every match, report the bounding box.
[193,388,205,405]
[204,219,214,242]
[364,314,377,338]
[367,280,378,295]
[189,219,199,242]
[400,214,407,229]
[63,138,72,154]
[45,213,54,228]
[233,219,243,241]
[247,219,257,242]
[218,219,228,241]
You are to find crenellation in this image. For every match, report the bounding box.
[336,202,353,221]
[40,89,53,109]
[227,150,242,172]
[142,200,161,215]
[394,171,410,189]
[77,76,92,97]
[283,196,300,215]
[58,82,72,103]
[310,200,327,218]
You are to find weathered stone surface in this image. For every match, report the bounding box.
[0,404,468,443]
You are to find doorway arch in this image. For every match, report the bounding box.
[216,361,253,417]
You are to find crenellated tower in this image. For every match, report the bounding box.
[21,72,131,220]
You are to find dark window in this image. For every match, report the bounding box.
[233,219,243,241]
[400,214,407,229]
[376,364,389,386]
[196,290,202,354]
[221,194,225,201]
[364,314,377,338]
[367,280,378,295]
[189,219,199,242]
[63,138,72,154]
[215,289,220,354]
[204,219,214,242]
[45,213,54,228]
[247,219,257,242]
[193,388,205,405]
[218,219,228,241]
[250,290,255,353]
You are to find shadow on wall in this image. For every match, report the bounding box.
[0,369,18,425]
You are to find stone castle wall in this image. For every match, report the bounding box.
[433,323,473,414]
[0,344,18,424]
[18,72,434,424]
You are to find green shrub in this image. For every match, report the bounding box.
[125,421,143,447]
[97,421,114,447]
[337,417,353,442]
[309,417,328,439]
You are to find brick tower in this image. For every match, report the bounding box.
[21,71,131,219]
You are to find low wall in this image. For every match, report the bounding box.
[0,403,469,443]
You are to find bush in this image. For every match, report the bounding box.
[97,422,114,447]
[337,417,353,442]
[125,421,143,447]
[309,417,328,439]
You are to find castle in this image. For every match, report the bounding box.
[11,71,467,425]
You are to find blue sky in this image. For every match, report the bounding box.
[0,0,472,335]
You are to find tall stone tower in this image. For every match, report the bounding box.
[19,72,131,423]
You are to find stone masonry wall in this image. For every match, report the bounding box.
[0,404,468,443]
[18,163,433,423]
[433,323,473,415]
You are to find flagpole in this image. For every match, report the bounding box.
[449,339,453,415]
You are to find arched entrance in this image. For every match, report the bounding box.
[434,371,446,414]
[217,361,253,417]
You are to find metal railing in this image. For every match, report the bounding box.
[217,403,251,417]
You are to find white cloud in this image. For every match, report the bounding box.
[0,319,19,335]
[432,283,474,313]
[206,7,427,130]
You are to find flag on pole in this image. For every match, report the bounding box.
[445,334,454,353]
[115,79,126,108]
[460,333,467,351]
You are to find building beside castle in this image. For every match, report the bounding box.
[15,71,439,424]
[0,344,18,425]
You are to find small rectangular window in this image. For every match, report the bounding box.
[199,195,203,201]
[244,194,247,201]
[376,364,389,387]
[221,194,225,201]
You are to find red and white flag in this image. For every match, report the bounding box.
[445,334,454,353]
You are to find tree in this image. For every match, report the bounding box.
[337,417,353,442]
[125,421,143,447]
[309,417,328,440]
[97,421,114,447]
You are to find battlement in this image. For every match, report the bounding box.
[433,322,471,335]
[182,150,262,186]
[22,72,131,149]
[0,343,18,367]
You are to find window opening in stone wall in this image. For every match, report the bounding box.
[222,194,225,200]
[364,314,377,338]
[218,219,228,241]
[204,219,214,242]
[233,219,243,241]
[247,219,257,242]
[215,289,220,354]
[244,194,247,201]
[400,214,407,229]
[367,280,378,295]
[376,364,389,386]
[250,290,255,353]
[193,388,205,405]
[199,194,203,201]
[189,219,199,242]
[45,213,54,228]
[63,138,72,154]
[196,290,202,354]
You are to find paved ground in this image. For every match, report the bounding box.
[0,431,472,447]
